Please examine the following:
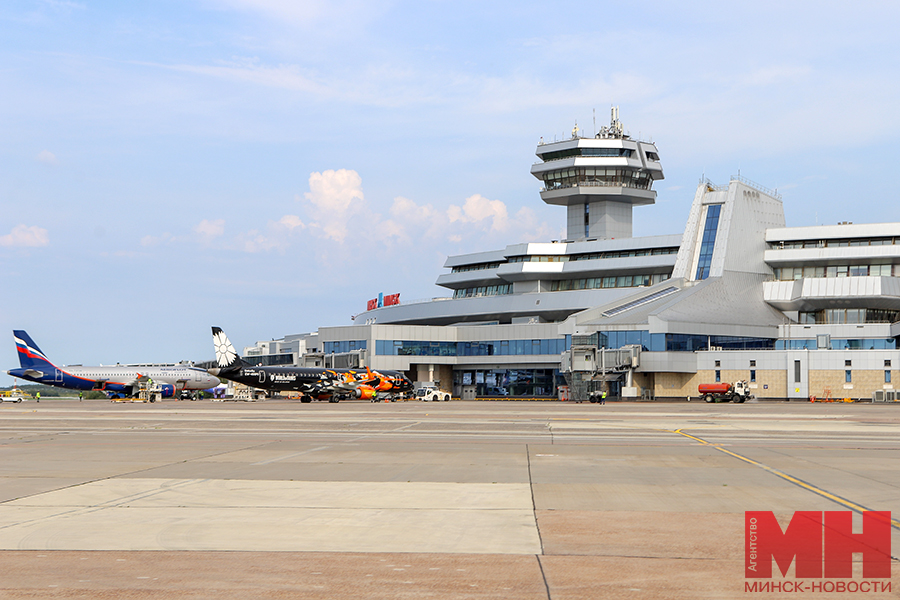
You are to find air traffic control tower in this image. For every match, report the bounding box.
[530,107,664,241]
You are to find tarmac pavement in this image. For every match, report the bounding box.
[0,399,897,598]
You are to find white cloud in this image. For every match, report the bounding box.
[0,225,49,248]
[278,214,305,230]
[447,194,509,232]
[195,218,226,238]
[36,150,58,166]
[140,233,176,247]
[239,214,306,253]
[301,169,365,242]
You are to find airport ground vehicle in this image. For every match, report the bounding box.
[0,390,27,403]
[697,381,752,403]
[416,387,451,402]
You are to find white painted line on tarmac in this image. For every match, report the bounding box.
[251,446,329,465]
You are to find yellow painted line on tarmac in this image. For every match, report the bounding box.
[671,428,900,530]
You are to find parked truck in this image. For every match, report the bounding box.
[697,381,752,403]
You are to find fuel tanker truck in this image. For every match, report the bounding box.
[697,380,753,403]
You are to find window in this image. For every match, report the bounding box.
[695,204,722,280]
[886,360,892,367]
[885,370,891,384]
[794,360,802,383]
[715,360,721,367]
[749,360,756,367]
[750,369,756,383]
[715,370,721,382]
[845,370,852,383]
[845,359,852,367]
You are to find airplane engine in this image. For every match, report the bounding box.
[159,384,175,398]
[354,386,377,400]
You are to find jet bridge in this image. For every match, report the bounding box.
[561,334,640,402]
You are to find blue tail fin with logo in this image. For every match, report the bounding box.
[13,330,57,371]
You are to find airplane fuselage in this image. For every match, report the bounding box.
[210,365,411,397]
[7,364,219,394]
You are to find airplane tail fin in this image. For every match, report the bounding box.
[211,327,244,372]
[13,330,57,371]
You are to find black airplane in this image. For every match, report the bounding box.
[207,327,413,402]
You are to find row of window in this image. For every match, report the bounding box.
[449,248,679,273]
[550,273,671,291]
[507,255,567,263]
[539,147,634,162]
[599,331,775,352]
[367,333,776,357]
[772,237,900,249]
[323,340,367,354]
[450,262,504,273]
[374,338,572,357]
[452,284,512,299]
[798,309,900,325]
[329,334,900,359]
[775,338,897,350]
[542,168,653,191]
[844,370,892,383]
[243,354,295,367]
[774,264,898,279]
[717,367,886,384]
[571,247,679,261]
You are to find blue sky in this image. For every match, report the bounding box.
[3,1,900,379]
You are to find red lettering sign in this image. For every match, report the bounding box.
[824,511,892,578]
[366,299,377,311]
[745,511,891,579]
[746,511,822,578]
[384,293,400,306]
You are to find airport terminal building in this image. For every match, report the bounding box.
[246,112,900,402]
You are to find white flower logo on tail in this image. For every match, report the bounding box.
[213,330,237,367]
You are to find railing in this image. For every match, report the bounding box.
[729,174,782,200]
[541,180,652,193]
[395,296,453,306]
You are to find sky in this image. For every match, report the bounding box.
[3,0,900,381]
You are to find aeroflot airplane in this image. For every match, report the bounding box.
[7,330,220,398]
[208,327,413,402]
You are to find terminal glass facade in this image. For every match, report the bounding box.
[243,354,294,367]
[775,338,897,350]
[375,338,570,357]
[798,308,900,325]
[550,273,670,291]
[453,368,558,398]
[597,330,775,352]
[541,168,653,191]
[452,284,512,299]
[774,264,898,280]
[323,340,367,354]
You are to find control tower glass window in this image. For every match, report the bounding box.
[695,204,722,280]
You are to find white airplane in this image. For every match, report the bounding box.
[7,330,220,398]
